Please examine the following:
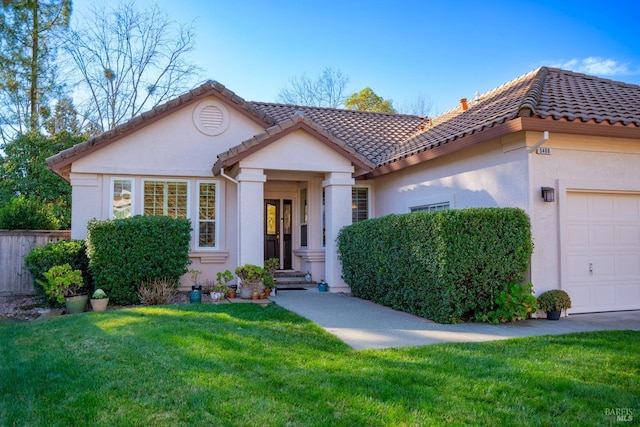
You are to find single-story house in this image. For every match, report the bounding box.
[47,67,640,313]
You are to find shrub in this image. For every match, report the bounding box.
[38,264,85,304]
[138,278,179,305]
[24,240,91,304]
[87,216,191,305]
[476,283,539,324]
[338,208,533,323]
[538,290,572,312]
[0,196,60,230]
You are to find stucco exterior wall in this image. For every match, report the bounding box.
[67,96,263,287]
[529,133,640,295]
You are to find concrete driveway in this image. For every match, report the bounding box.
[269,288,640,349]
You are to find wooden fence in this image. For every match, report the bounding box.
[0,230,70,302]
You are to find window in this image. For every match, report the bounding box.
[300,188,308,246]
[143,180,188,219]
[410,202,450,213]
[111,178,133,219]
[352,187,369,223]
[197,181,217,248]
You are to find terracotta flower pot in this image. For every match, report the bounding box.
[90,298,109,312]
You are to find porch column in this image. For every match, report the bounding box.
[323,172,354,292]
[236,167,266,266]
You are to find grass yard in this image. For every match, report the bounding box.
[1,303,638,426]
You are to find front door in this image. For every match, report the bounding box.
[264,199,293,269]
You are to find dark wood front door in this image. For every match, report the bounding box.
[264,199,293,269]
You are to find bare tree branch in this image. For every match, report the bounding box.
[277,67,349,108]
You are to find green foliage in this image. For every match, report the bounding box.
[345,87,396,113]
[38,264,84,304]
[476,283,539,324]
[24,239,91,304]
[0,196,60,230]
[216,269,234,285]
[87,216,192,305]
[338,208,533,323]
[537,289,572,312]
[91,289,107,299]
[263,258,279,287]
[0,132,84,228]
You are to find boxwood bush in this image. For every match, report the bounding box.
[24,240,91,305]
[337,208,533,323]
[87,216,192,305]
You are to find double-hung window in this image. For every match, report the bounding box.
[111,178,134,219]
[352,187,369,223]
[197,181,217,249]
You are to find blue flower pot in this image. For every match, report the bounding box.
[189,289,202,303]
[318,283,328,292]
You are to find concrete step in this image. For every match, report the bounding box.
[274,271,316,288]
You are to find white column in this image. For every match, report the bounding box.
[236,167,266,266]
[322,172,354,292]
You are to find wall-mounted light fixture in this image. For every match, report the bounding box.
[541,187,555,203]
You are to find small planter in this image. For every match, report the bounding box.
[317,281,328,292]
[211,292,224,302]
[189,289,202,304]
[546,310,561,320]
[251,292,259,300]
[65,294,88,314]
[227,288,236,298]
[90,298,109,312]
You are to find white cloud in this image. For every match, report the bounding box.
[551,57,633,76]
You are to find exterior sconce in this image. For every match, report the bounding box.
[541,187,555,202]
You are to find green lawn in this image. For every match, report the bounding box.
[1,304,638,426]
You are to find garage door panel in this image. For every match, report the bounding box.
[565,192,640,313]
[617,225,640,247]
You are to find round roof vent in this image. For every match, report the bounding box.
[193,100,229,136]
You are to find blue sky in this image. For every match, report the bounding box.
[73,0,640,115]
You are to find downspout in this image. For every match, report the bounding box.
[216,167,240,274]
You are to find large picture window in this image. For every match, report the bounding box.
[143,180,188,219]
[111,178,133,219]
[197,181,217,248]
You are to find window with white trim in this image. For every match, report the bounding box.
[143,180,189,219]
[111,178,134,219]
[352,187,369,223]
[197,181,217,248]
[410,202,450,213]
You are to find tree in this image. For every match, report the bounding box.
[63,1,200,133]
[277,67,349,108]
[397,93,433,117]
[345,87,396,113]
[0,131,84,228]
[0,0,71,139]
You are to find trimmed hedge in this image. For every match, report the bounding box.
[23,240,91,305]
[87,216,192,305]
[337,208,533,323]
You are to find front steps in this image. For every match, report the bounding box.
[273,271,316,289]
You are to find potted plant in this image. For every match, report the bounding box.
[317,279,328,292]
[90,289,109,312]
[263,258,279,296]
[212,270,234,301]
[235,264,264,299]
[188,269,203,303]
[38,263,88,314]
[538,290,572,320]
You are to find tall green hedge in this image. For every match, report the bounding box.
[337,208,533,323]
[87,216,192,305]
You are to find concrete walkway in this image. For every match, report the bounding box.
[269,288,640,349]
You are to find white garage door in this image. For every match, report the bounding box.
[566,192,640,313]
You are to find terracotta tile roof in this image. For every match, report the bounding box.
[248,102,425,164]
[381,67,640,167]
[48,67,640,179]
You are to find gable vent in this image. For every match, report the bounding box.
[193,100,229,136]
